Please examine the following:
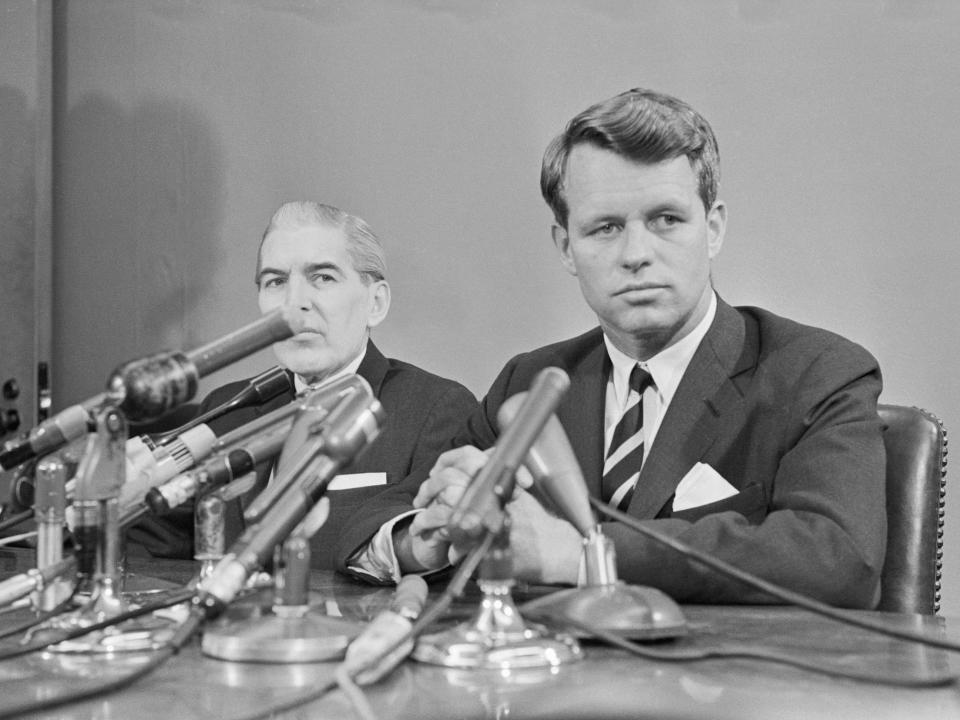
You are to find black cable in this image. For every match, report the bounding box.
[0,586,195,662]
[0,585,79,640]
[591,497,960,654]
[0,608,203,720]
[522,605,957,688]
[0,509,34,536]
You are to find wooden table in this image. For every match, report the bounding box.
[1,548,959,719]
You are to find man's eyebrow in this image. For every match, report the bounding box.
[304,261,345,274]
[255,266,287,284]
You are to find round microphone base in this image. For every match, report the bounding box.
[201,606,363,663]
[30,582,190,654]
[520,581,687,640]
[413,583,582,670]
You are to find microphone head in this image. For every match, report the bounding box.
[276,374,370,476]
[249,365,294,404]
[497,392,595,538]
[108,351,198,422]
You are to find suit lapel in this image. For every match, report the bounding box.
[356,338,390,396]
[557,337,608,498]
[629,299,755,519]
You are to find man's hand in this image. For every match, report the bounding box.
[394,444,582,584]
[506,487,582,585]
[394,446,487,572]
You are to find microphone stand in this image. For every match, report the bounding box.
[193,382,385,663]
[520,526,687,640]
[35,403,181,652]
[511,412,687,641]
[413,475,581,670]
[200,499,363,663]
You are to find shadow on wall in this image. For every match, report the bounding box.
[0,85,35,321]
[53,94,225,407]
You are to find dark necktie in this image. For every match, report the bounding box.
[601,365,653,511]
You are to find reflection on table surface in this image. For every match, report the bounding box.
[1,547,959,719]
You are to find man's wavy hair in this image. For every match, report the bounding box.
[540,88,721,227]
[257,200,386,284]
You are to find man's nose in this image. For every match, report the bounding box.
[620,222,655,267]
[285,275,313,311]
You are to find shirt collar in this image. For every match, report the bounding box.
[604,291,717,407]
[292,346,367,395]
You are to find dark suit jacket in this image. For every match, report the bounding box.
[129,340,477,570]
[337,299,886,608]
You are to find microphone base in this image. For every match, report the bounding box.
[201,602,363,663]
[30,580,189,653]
[413,581,582,669]
[520,581,687,640]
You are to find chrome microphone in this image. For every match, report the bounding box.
[146,374,366,516]
[448,367,570,546]
[194,385,385,618]
[243,374,370,525]
[498,395,596,537]
[503,397,688,639]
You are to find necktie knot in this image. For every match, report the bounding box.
[629,365,653,396]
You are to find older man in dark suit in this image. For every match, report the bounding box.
[336,89,886,608]
[131,201,476,569]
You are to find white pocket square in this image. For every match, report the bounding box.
[672,463,738,512]
[327,472,387,491]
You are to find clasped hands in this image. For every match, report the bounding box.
[398,446,582,585]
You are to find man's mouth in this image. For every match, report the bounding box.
[615,283,666,296]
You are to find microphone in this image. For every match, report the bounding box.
[498,394,595,537]
[343,575,429,685]
[0,404,91,471]
[243,374,370,524]
[145,422,290,516]
[501,400,688,640]
[107,307,293,422]
[146,374,366,516]
[0,309,294,470]
[447,367,570,546]
[153,365,292,446]
[117,423,219,527]
[194,384,385,618]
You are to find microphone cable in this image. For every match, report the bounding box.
[521,603,957,688]
[231,532,496,720]
[0,530,37,547]
[0,586,199,720]
[0,509,34,536]
[565,497,960,683]
[0,584,79,641]
[0,585,195,663]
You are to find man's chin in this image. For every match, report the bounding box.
[274,349,333,380]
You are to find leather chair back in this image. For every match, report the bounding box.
[877,405,947,614]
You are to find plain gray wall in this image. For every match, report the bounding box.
[51,1,960,614]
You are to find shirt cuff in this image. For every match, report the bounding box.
[346,509,420,584]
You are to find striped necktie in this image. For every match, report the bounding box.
[601,365,653,511]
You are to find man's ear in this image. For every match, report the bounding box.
[552,224,577,276]
[706,201,727,260]
[367,280,391,329]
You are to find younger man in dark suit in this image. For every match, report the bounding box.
[336,89,886,608]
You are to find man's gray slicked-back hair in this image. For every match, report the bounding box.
[257,201,387,283]
[540,88,721,227]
